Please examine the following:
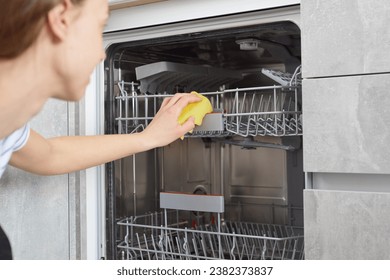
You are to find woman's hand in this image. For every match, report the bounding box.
[140,92,202,148]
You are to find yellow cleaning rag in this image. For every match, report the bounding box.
[178,91,213,139]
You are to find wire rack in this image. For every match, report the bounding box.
[117,211,304,260]
[261,66,302,86]
[116,192,304,260]
[114,68,302,137]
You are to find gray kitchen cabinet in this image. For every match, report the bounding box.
[303,73,390,174]
[301,0,390,260]
[301,0,390,78]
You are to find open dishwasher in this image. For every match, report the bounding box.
[104,20,304,260]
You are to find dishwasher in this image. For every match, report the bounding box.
[103,19,304,260]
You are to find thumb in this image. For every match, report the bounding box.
[180,116,196,134]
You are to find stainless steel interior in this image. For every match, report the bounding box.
[104,21,304,260]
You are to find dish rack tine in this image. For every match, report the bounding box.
[127,249,136,260]
[249,223,257,239]
[211,224,220,257]
[270,238,278,260]
[280,239,287,260]
[143,233,151,260]
[251,230,260,259]
[249,244,256,260]
[170,230,178,259]
[241,236,250,260]
[150,234,158,260]
[265,94,272,121]
[220,231,229,259]
[201,234,208,258]
[249,93,256,114]
[158,231,165,260]
[183,230,190,260]
[272,226,282,257]
[261,223,269,235]
[291,239,298,260]
[135,233,143,260]
[239,242,247,260]
[207,230,216,259]
[144,95,149,126]
[192,238,200,260]
[261,235,267,260]
[238,223,252,260]
[166,234,174,260]
[175,236,183,260]
[230,234,236,260]
[195,231,206,258]
[234,91,240,134]
[244,224,254,257]
[222,224,232,255]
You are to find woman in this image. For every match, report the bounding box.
[0,0,200,259]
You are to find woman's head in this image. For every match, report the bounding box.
[0,0,86,59]
[0,0,108,101]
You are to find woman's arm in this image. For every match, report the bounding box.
[10,93,200,175]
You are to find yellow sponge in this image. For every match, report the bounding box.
[178,91,212,139]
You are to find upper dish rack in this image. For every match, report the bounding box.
[114,67,302,138]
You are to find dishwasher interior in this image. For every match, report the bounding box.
[104,20,304,260]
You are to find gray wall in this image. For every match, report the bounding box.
[0,100,84,259]
[301,0,390,259]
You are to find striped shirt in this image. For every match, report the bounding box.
[0,124,30,178]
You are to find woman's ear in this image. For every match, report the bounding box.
[46,0,75,42]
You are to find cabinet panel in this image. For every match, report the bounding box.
[304,189,390,259]
[302,0,390,78]
[303,74,390,174]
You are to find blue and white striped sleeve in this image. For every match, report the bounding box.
[0,123,31,178]
[12,123,30,152]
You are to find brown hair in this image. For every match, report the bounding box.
[0,0,86,59]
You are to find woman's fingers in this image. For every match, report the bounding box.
[163,92,201,110]
[164,93,187,107]
[176,93,202,110]
[159,96,172,109]
[180,116,196,132]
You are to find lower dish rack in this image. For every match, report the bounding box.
[116,192,304,260]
